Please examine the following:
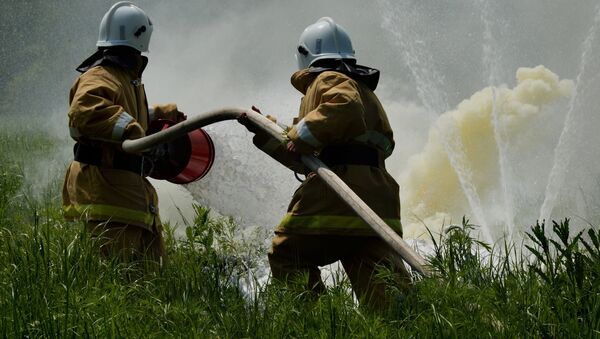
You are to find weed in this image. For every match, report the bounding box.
[3,120,600,337]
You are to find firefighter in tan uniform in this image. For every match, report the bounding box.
[244,17,411,308]
[63,2,185,263]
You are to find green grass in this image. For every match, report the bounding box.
[2,122,600,337]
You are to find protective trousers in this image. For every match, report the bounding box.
[86,221,166,265]
[268,233,411,308]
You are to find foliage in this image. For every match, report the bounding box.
[2,127,600,337]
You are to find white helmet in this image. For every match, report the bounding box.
[97,1,153,53]
[295,17,355,70]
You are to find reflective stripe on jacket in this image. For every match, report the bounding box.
[256,69,402,236]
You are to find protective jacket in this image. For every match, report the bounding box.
[254,63,402,236]
[62,48,175,230]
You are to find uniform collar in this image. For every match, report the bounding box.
[291,60,380,92]
[290,69,317,94]
[76,47,148,78]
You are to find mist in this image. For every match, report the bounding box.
[1,0,599,240]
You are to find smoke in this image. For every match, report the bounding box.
[400,66,573,239]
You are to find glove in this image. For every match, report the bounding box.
[151,103,187,123]
[123,122,145,140]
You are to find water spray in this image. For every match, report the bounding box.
[122,108,431,277]
[379,0,492,242]
[479,0,516,238]
[539,4,600,222]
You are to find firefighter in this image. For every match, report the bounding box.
[242,17,411,308]
[63,1,185,264]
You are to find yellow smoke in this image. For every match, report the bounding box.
[400,65,573,238]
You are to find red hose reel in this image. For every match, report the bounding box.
[147,119,215,184]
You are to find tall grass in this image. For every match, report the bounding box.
[1,124,600,337]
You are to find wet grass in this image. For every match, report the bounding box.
[1,123,600,337]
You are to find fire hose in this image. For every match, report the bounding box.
[122,107,431,277]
